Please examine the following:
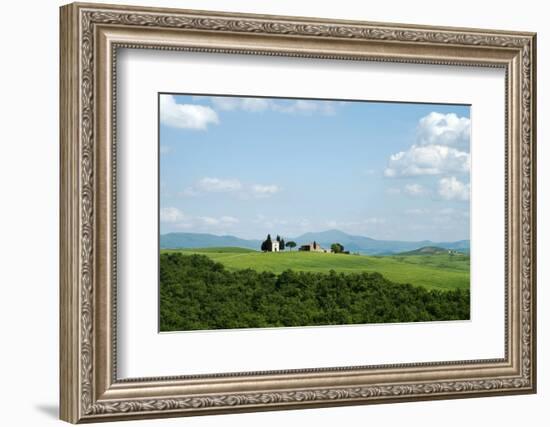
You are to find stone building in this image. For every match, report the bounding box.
[298,241,326,252]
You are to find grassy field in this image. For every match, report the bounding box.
[161,247,469,291]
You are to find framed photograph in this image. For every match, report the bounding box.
[60,2,537,423]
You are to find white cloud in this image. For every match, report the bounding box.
[198,216,218,225]
[438,176,470,201]
[182,177,280,199]
[417,112,471,149]
[385,112,470,178]
[209,97,240,111]
[250,184,280,198]
[405,208,430,215]
[196,177,242,193]
[160,95,219,130]
[220,216,239,224]
[404,183,427,196]
[161,208,239,230]
[198,216,239,226]
[241,98,272,112]
[272,100,336,115]
[173,222,194,229]
[209,97,338,116]
[384,144,470,177]
[160,207,187,223]
[211,97,272,112]
[160,145,172,154]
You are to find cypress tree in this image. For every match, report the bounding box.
[261,234,272,251]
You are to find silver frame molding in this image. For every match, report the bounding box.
[60,2,537,423]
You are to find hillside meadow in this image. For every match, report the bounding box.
[161,247,470,292]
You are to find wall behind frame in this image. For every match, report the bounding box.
[0,0,545,426]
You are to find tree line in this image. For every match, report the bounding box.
[160,253,470,331]
[260,234,347,253]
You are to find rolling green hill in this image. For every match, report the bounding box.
[174,246,256,254]
[162,247,469,291]
[398,246,451,256]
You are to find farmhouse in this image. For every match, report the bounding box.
[299,241,327,253]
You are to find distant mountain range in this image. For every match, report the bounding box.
[160,229,470,255]
[398,246,454,256]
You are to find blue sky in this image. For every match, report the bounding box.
[159,94,470,242]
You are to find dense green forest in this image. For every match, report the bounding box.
[160,253,470,331]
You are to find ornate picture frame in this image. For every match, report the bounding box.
[60,2,536,423]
